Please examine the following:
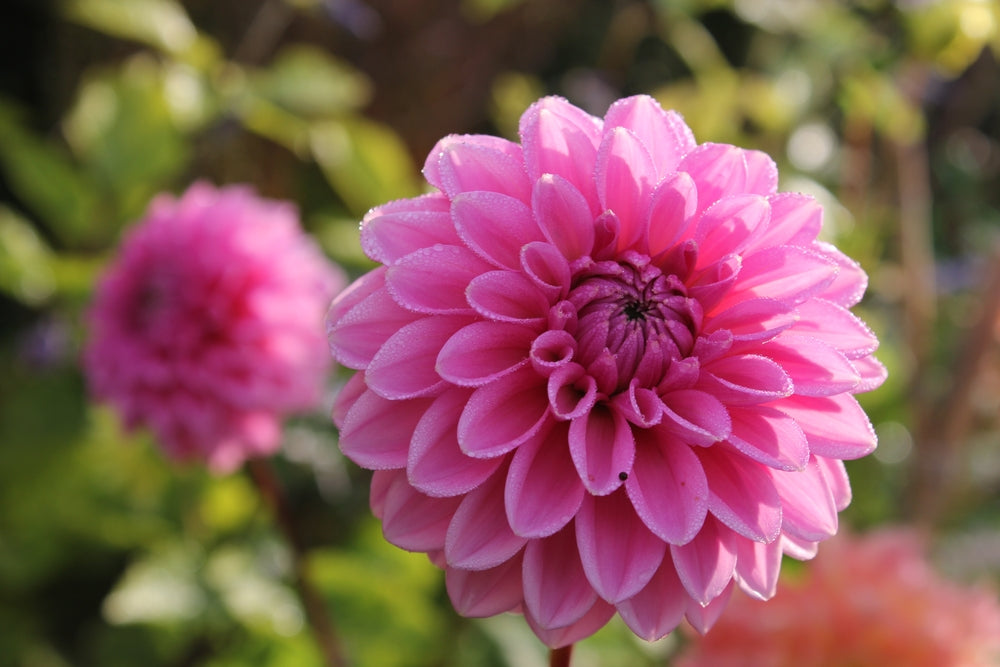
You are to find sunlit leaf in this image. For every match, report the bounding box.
[250,45,372,119]
[62,0,199,57]
[0,206,56,306]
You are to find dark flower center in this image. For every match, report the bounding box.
[567,252,702,388]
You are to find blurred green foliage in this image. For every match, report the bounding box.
[1,0,999,665]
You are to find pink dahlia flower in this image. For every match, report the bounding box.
[327,95,886,646]
[86,182,344,473]
[676,529,1000,667]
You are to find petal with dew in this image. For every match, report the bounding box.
[453,191,544,270]
[408,388,503,497]
[753,192,822,250]
[727,404,809,472]
[387,244,491,313]
[660,389,732,447]
[695,194,771,269]
[527,599,617,649]
[678,143,748,217]
[771,456,838,542]
[778,393,876,459]
[764,334,861,397]
[576,490,666,603]
[427,135,530,202]
[595,127,657,251]
[445,551,524,617]
[466,270,549,324]
[698,444,782,543]
[458,365,550,458]
[340,389,433,469]
[670,517,737,605]
[505,420,584,538]
[522,523,599,630]
[627,426,708,545]
[700,354,793,406]
[445,464,526,570]
[792,298,879,359]
[604,96,696,177]
[360,193,457,264]
[568,402,635,495]
[328,282,421,371]
[436,320,534,386]
[646,171,698,257]
[533,173,596,260]
[616,557,688,641]
[734,535,782,601]
[366,315,472,399]
[379,469,463,552]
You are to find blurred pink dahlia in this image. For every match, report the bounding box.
[86,182,344,473]
[327,95,886,646]
[676,529,1000,666]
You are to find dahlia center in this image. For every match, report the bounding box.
[569,253,701,387]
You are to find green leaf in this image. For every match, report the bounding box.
[0,206,56,306]
[0,101,100,246]
[250,46,372,119]
[310,117,420,216]
[62,0,199,57]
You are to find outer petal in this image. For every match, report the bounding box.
[568,402,635,495]
[360,193,457,264]
[533,173,596,260]
[753,192,822,250]
[386,244,491,313]
[813,241,868,307]
[458,365,550,458]
[575,490,666,603]
[670,517,737,605]
[445,464,527,570]
[743,149,779,195]
[771,456,839,542]
[763,334,861,397]
[328,281,421,370]
[505,421,585,538]
[365,315,472,399]
[726,404,810,472]
[677,143,748,217]
[522,523,598,630]
[603,95,696,177]
[660,389,732,447]
[445,552,524,617]
[694,194,771,269]
[408,388,503,497]
[699,354,793,406]
[616,557,688,641]
[436,321,534,387]
[626,426,708,545]
[378,469,463,552]
[729,245,838,307]
[519,96,603,213]
[466,270,550,324]
[646,171,698,257]
[339,389,432,469]
[698,444,782,543]
[778,393,877,460]
[426,135,530,202]
[734,536,782,601]
[452,191,544,270]
[791,298,879,359]
[595,126,658,250]
[526,599,617,649]
[684,579,735,634]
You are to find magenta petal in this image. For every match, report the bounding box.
[732,245,838,306]
[743,149,779,195]
[603,96,696,176]
[568,402,635,495]
[852,354,888,393]
[792,298,879,359]
[445,464,526,570]
[694,194,770,269]
[595,127,657,250]
[646,171,698,257]
[529,329,577,376]
[616,557,688,641]
[754,192,822,249]
[408,388,503,497]
[452,191,543,270]
[520,241,572,301]
[327,266,385,329]
[466,270,549,324]
[700,354,793,405]
[703,297,796,348]
[627,426,708,545]
[547,362,598,419]
[684,579,735,634]
[505,421,584,538]
[660,389,732,447]
[366,315,471,399]
[817,456,852,511]
[526,599,617,649]
[429,136,530,202]
[379,469,463,551]
[734,535,782,600]
[727,405,809,472]
[698,444,782,543]
[436,321,534,386]
[386,244,490,313]
[781,534,819,561]
[814,241,868,307]
[519,96,603,213]
[771,456,838,542]
[445,552,524,617]
[670,517,737,605]
[331,371,366,429]
[340,389,432,469]
[678,143,748,217]
[360,193,457,264]
[778,394,876,459]
[458,366,550,458]
[575,490,666,603]
[328,281,421,370]
[533,173,596,260]
[764,334,861,397]
[522,524,598,629]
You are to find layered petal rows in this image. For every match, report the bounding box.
[327,95,885,646]
[86,182,344,472]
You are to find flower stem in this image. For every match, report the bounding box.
[549,645,573,667]
[247,459,348,667]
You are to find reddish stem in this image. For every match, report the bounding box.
[549,644,574,667]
